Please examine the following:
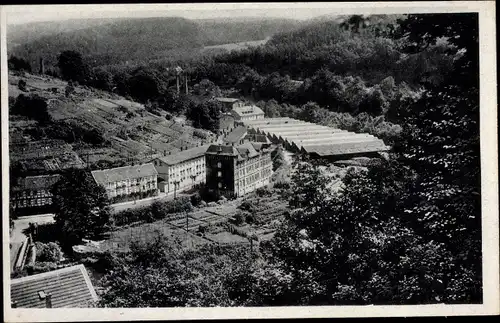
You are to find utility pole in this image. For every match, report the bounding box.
[185,210,189,248]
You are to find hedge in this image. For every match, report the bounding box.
[113,196,193,226]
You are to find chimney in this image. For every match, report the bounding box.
[45,294,52,308]
[39,57,45,74]
[184,74,188,94]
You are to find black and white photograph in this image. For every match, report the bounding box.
[1,2,498,320]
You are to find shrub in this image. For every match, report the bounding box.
[35,241,63,262]
[190,192,202,207]
[233,211,246,226]
[18,80,27,91]
[255,187,272,197]
[238,200,256,213]
[25,261,58,275]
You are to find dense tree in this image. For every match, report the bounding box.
[393,13,481,296]
[10,94,51,124]
[8,55,32,72]
[127,68,163,103]
[57,50,90,84]
[99,234,254,307]
[262,12,481,305]
[51,169,111,248]
[186,100,222,133]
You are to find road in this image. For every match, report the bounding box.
[111,192,190,213]
[10,214,55,273]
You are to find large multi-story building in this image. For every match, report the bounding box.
[153,145,211,196]
[205,142,273,198]
[91,163,158,202]
[10,174,62,215]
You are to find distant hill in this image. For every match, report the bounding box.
[7,18,124,48]
[197,18,302,46]
[9,17,204,72]
[8,16,303,72]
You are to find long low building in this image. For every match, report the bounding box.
[91,163,158,203]
[241,117,389,159]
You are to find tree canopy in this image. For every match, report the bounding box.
[51,168,111,248]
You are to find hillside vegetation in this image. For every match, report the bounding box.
[8,17,302,73]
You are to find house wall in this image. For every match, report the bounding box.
[234,151,273,197]
[153,156,206,195]
[103,175,158,202]
[205,154,236,198]
[11,189,55,215]
[205,150,273,198]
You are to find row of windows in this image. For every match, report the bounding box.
[15,197,52,208]
[14,190,52,198]
[107,176,155,188]
[165,157,205,171]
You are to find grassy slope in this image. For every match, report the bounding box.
[8,71,214,166]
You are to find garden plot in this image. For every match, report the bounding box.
[102,220,211,253]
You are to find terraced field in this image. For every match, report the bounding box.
[9,72,217,167]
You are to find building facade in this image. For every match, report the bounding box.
[215,97,243,111]
[230,105,265,121]
[205,142,273,198]
[10,174,62,215]
[91,163,158,203]
[153,145,210,196]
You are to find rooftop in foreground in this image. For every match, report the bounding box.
[11,264,98,308]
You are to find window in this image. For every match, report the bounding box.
[218,182,222,188]
[217,171,222,177]
[217,162,222,168]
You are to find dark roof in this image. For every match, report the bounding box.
[206,143,266,161]
[12,174,62,192]
[236,142,259,159]
[206,144,239,156]
[156,145,211,165]
[91,163,157,185]
[244,133,270,143]
[303,140,389,156]
[223,126,247,144]
[11,264,98,308]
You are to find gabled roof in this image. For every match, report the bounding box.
[215,97,240,103]
[244,133,270,143]
[11,264,98,308]
[236,142,259,159]
[206,144,239,156]
[231,105,264,117]
[11,174,62,192]
[91,163,157,185]
[156,145,211,165]
[223,126,248,144]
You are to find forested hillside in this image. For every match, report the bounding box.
[8,16,302,73]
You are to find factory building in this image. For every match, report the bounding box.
[205,142,273,198]
[241,117,389,160]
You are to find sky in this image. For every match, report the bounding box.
[5,3,349,25]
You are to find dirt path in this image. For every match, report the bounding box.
[10,214,55,273]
